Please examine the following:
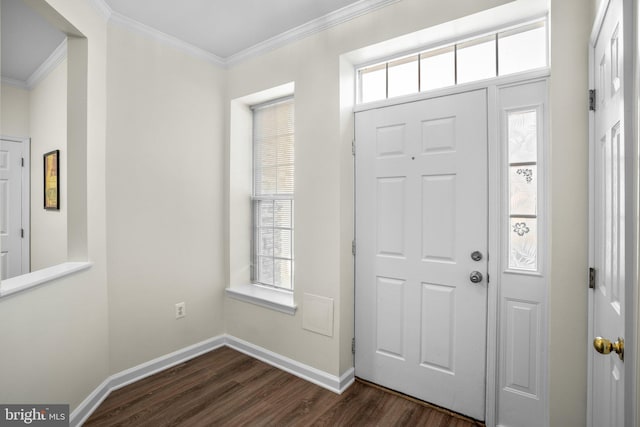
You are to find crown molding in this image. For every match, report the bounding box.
[87,0,112,21]
[1,39,67,91]
[26,38,67,89]
[108,10,227,67]
[1,77,28,90]
[226,0,400,66]
[87,0,398,68]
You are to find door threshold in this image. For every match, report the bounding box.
[355,377,485,426]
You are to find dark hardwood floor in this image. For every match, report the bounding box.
[84,346,483,427]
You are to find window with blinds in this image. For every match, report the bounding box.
[252,98,295,290]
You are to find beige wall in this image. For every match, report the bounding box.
[29,58,68,271]
[548,0,593,425]
[0,84,30,136]
[105,24,227,373]
[0,0,109,411]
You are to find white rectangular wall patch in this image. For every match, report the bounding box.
[302,293,334,337]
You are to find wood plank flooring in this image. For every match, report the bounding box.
[84,346,483,427]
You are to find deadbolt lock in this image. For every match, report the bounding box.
[471,251,483,261]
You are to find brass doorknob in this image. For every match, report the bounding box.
[593,337,624,361]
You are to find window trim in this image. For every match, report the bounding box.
[225,283,296,315]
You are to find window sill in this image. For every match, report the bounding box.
[225,283,297,315]
[0,262,92,298]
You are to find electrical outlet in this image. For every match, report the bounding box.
[175,302,186,319]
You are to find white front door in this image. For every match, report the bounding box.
[0,138,27,280]
[589,0,626,425]
[355,89,488,420]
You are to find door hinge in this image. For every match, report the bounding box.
[589,89,596,111]
[352,337,356,354]
[589,267,596,289]
[20,228,24,238]
[352,140,356,156]
[352,240,356,256]
[21,157,24,167]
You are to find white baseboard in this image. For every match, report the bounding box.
[70,335,355,426]
[70,335,226,426]
[225,335,355,394]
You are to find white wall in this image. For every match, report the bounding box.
[105,24,227,373]
[29,58,68,271]
[0,0,109,411]
[0,84,30,136]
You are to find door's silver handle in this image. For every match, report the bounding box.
[470,271,483,284]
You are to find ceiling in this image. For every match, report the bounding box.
[104,0,366,59]
[1,0,66,83]
[1,0,373,84]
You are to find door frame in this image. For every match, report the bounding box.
[1,135,31,276]
[353,69,550,426]
[587,0,639,425]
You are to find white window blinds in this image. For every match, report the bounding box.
[253,98,295,196]
[252,98,295,289]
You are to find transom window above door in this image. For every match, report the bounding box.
[357,20,548,104]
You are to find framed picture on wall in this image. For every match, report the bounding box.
[44,149,59,210]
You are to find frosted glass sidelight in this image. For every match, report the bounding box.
[457,36,496,84]
[507,108,538,271]
[509,218,537,270]
[498,22,547,76]
[420,47,455,92]
[508,110,537,163]
[388,55,419,98]
[509,165,538,216]
[360,64,387,103]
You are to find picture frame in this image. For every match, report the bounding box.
[43,150,59,210]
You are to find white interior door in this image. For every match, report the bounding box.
[355,89,488,420]
[590,0,626,425]
[0,138,26,280]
